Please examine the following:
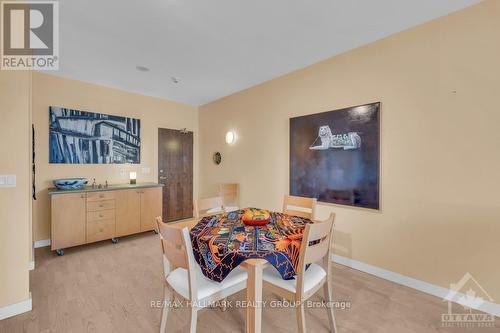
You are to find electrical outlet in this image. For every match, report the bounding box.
[142,166,151,174]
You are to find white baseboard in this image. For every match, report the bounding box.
[34,239,50,248]
[0,293,32,321]
[28,261,34,271]
[332,254,500,318]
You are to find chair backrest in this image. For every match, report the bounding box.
[156,217,198,300]
[194,196,224,218]
[156,217,188,270]
[295,213,335,297]
[282,195,317,219]
[218,183,239,208]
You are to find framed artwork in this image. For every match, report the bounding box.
[49,106,141,164]
[290,102,380,209]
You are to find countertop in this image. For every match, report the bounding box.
[48,182,163,195]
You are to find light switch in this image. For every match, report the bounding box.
[142,166,151,174]
[7,175,16,186]
[0,174,16,188]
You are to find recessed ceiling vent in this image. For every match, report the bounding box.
[136,65,150,72]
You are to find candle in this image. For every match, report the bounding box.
[129,171,137,185]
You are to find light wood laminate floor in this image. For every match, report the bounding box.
[1,232,498,333]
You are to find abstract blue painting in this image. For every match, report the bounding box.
[49,106,141,164]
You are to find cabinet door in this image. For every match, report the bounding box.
[115,189,141,237]
[140,187,162,232]
[51,193,86,250]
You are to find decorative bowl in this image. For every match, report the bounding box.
[242,208,271,226]
[53,178,88,190]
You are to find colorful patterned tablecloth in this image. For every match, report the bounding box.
[190,209,313,282]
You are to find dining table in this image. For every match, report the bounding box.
[175,208,313,333]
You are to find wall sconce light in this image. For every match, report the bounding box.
[225,131,235,145]
[129,171,137,185]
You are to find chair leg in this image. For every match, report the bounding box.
[189,306,198,333]
[324,282,338,333]
[221,298,228,312]
[296,302,306,333]
[160,286,172,333]
[171,291,180,308]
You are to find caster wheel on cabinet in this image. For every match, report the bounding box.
[55,249,64,256]
[111,238,119,244]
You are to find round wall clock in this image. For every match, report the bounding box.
[213,152,222,165]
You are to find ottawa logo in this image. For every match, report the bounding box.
[441,272,496,328]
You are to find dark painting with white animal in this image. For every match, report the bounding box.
[290,102,380,209]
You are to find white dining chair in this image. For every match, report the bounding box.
[156,217,248,333]
[282,195,317,219]
[194,196,224,218]
[218,183,240,213]
[262,213,337,333]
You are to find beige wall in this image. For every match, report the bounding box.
[0,71,31,308]
[199,0,500,300]
[32,73,198,241]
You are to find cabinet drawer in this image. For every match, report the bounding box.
[87,191,115,202]
[87,219,115,243]
[87,199,115,212]
[87,209,115,222]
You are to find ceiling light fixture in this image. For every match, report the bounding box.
[136,65,150,72]
[171,77,181,84]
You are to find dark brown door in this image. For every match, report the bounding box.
[158,128,193,222]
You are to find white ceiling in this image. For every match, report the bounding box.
[51,0,481,106]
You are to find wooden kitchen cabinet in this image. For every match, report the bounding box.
[51,192,86,251]
[49,183,163,255]
[87,218,115,243]
[115,189,141,237]
[140,187,162,232]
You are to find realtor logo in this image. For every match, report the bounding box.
[1,1,59,70]
[441,273,496,328]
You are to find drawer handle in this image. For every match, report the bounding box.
[99,214,103,218]
[99,228,103,232]
[99,194,104,198]
[99,204,104,207]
